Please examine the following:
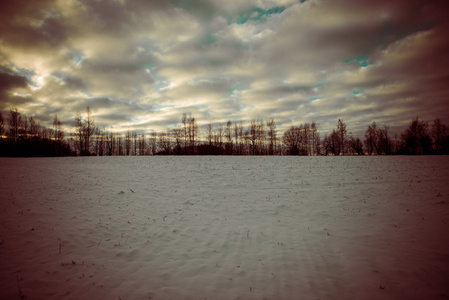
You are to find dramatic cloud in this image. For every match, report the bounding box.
[1,0,448,136]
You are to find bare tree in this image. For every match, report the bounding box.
[400,117,431,155]
[95,128,102,156]
[106,127,116,156]
[267,117,276,155]
[323,129,341,156]
[392,134,401,154]
[117,134,123,155]
[188,116,198,154]
[322,134,330,156]
[349,136,364,155]
[40,124,50,140]
[158,131,171,154]
[53,114,64,155]
[182,113,188,149]
[29,116,38,138]
[172,127,183,154]
[94,127,103,156]
[72,112,84,155]
[247,119,258,155]
[283,125,300,155]
[363,122,392,155]
[21,114,28,139]
[53,114,63,141]
[140,132,146,155]
[282,124,307,155]
[206,121,213,146]
[125,129,131,156]
[432,118,447,154]
[225,120,233,155]
[234,121,244,155]
[72,107,96,156]
[337,119,347,155]
[83,106,95,155]
[149,132,157,155]
[283,123,321,156]
[303,123,311,155]
[380,125,392,155]
[132,131,137,156]
[364,122,377,155]
[256,119,265,155]
[214,125,224,150]
[8,107,22,143]
[311,122,320,155]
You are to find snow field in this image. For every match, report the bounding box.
[0,156,448,299]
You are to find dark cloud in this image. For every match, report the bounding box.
[64,76,87,90]
[0,0,69,50]
[0,95,36,113]
[0,71,28,92]
[170,0,220,22]
[38,17,67,45]
[97,113,134,124]
[52,72,86,90]
[0,70,31,118]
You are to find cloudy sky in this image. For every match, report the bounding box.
[1,0,448,137]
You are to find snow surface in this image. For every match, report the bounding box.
[1,156,448,300]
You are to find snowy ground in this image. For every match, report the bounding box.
[1,156,448,300]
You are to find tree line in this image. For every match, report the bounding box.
[322,118,449,156]
[1,106,448,156]
[0,108,74,156]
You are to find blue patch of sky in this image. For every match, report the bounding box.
[310,96,319,101]
[52,71,68,79]
[230,83,248,97]
[1,65,38,88]
[199,32,217,47]
[145,65,156,74]
[233,6,285,25]
[0,65,13,75]
[231,83,247,93]
[352,89,361,95]
[135,37,163,55]
[145,65,170,91]
[239,103,254,112]
[51,72,71,87]
[15,67,38,87]
[70,49,84,65]
[345,55,373,67]
[155,81,171,91]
